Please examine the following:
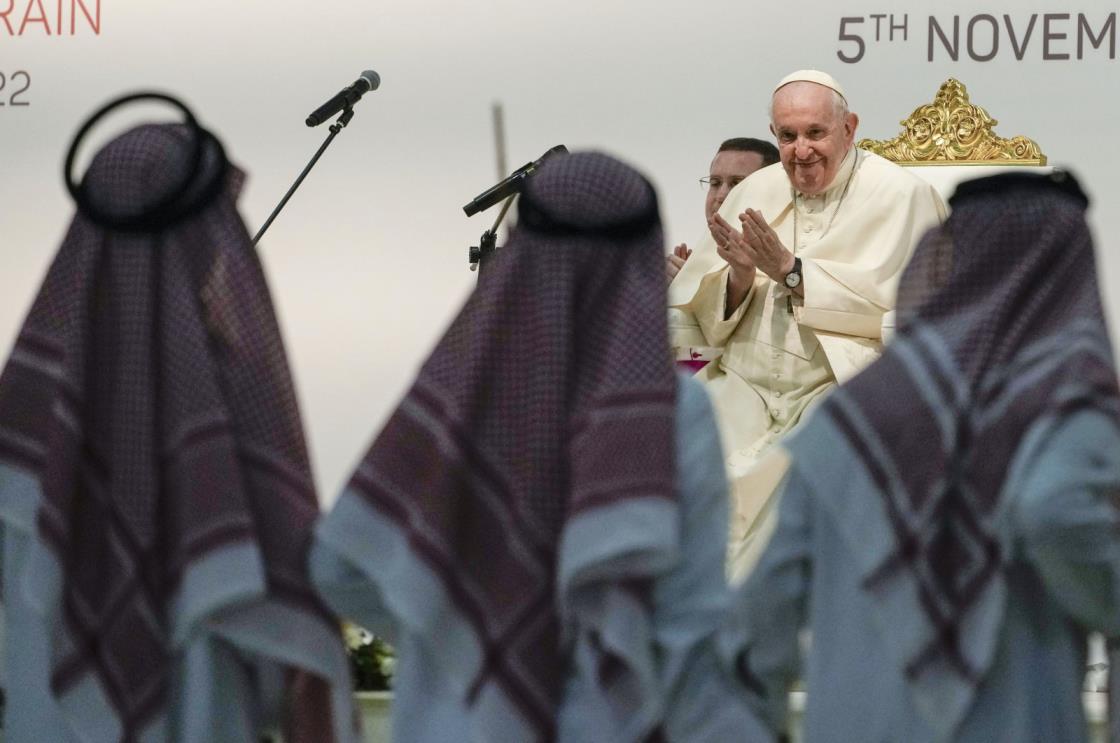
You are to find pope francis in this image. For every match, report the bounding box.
[668,70,947,580]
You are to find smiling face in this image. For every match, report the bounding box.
[770,81,858,196]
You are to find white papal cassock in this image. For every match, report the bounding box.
[668,145,947,581]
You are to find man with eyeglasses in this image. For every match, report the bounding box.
[666,138,778,281]
[668,70,947,582]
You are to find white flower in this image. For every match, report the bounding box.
[343,622,372,650]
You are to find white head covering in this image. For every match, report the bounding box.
[773,69,847,102]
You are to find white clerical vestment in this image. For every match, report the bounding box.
[668,147,947,581]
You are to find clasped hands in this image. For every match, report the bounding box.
[709,209,798,315]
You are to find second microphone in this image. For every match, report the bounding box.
[306,70,380,127]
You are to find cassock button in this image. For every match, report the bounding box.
[775,391,783,398]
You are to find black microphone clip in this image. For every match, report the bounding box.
[306,70,380,127]
[463,145,568,217]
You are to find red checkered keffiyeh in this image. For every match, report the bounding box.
[813,172,1119,723]
[319,151,679,741]
[0,122,352,741]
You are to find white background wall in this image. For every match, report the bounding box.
[1,0,1117,502]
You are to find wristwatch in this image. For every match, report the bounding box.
[784,257,803,289]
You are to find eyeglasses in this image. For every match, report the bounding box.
[699,176,747,191]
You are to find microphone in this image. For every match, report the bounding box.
[463,145,568,216]
[306,70,380,127]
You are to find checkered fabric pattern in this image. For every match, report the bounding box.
[346,151,677,740]
[0,123,335,740]
[823,172,1119,685]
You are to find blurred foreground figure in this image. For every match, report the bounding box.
[0,120,354,742]
[724,172,1120,742]
[311,152,765,742]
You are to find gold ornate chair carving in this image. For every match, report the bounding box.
[858,78,1049,200]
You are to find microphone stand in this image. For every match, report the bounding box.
[468,193,516,274]
[252,104,356,246]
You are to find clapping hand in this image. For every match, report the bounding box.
[736,209,796,283]
[665,243,692,280]
[708,214,757,288]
